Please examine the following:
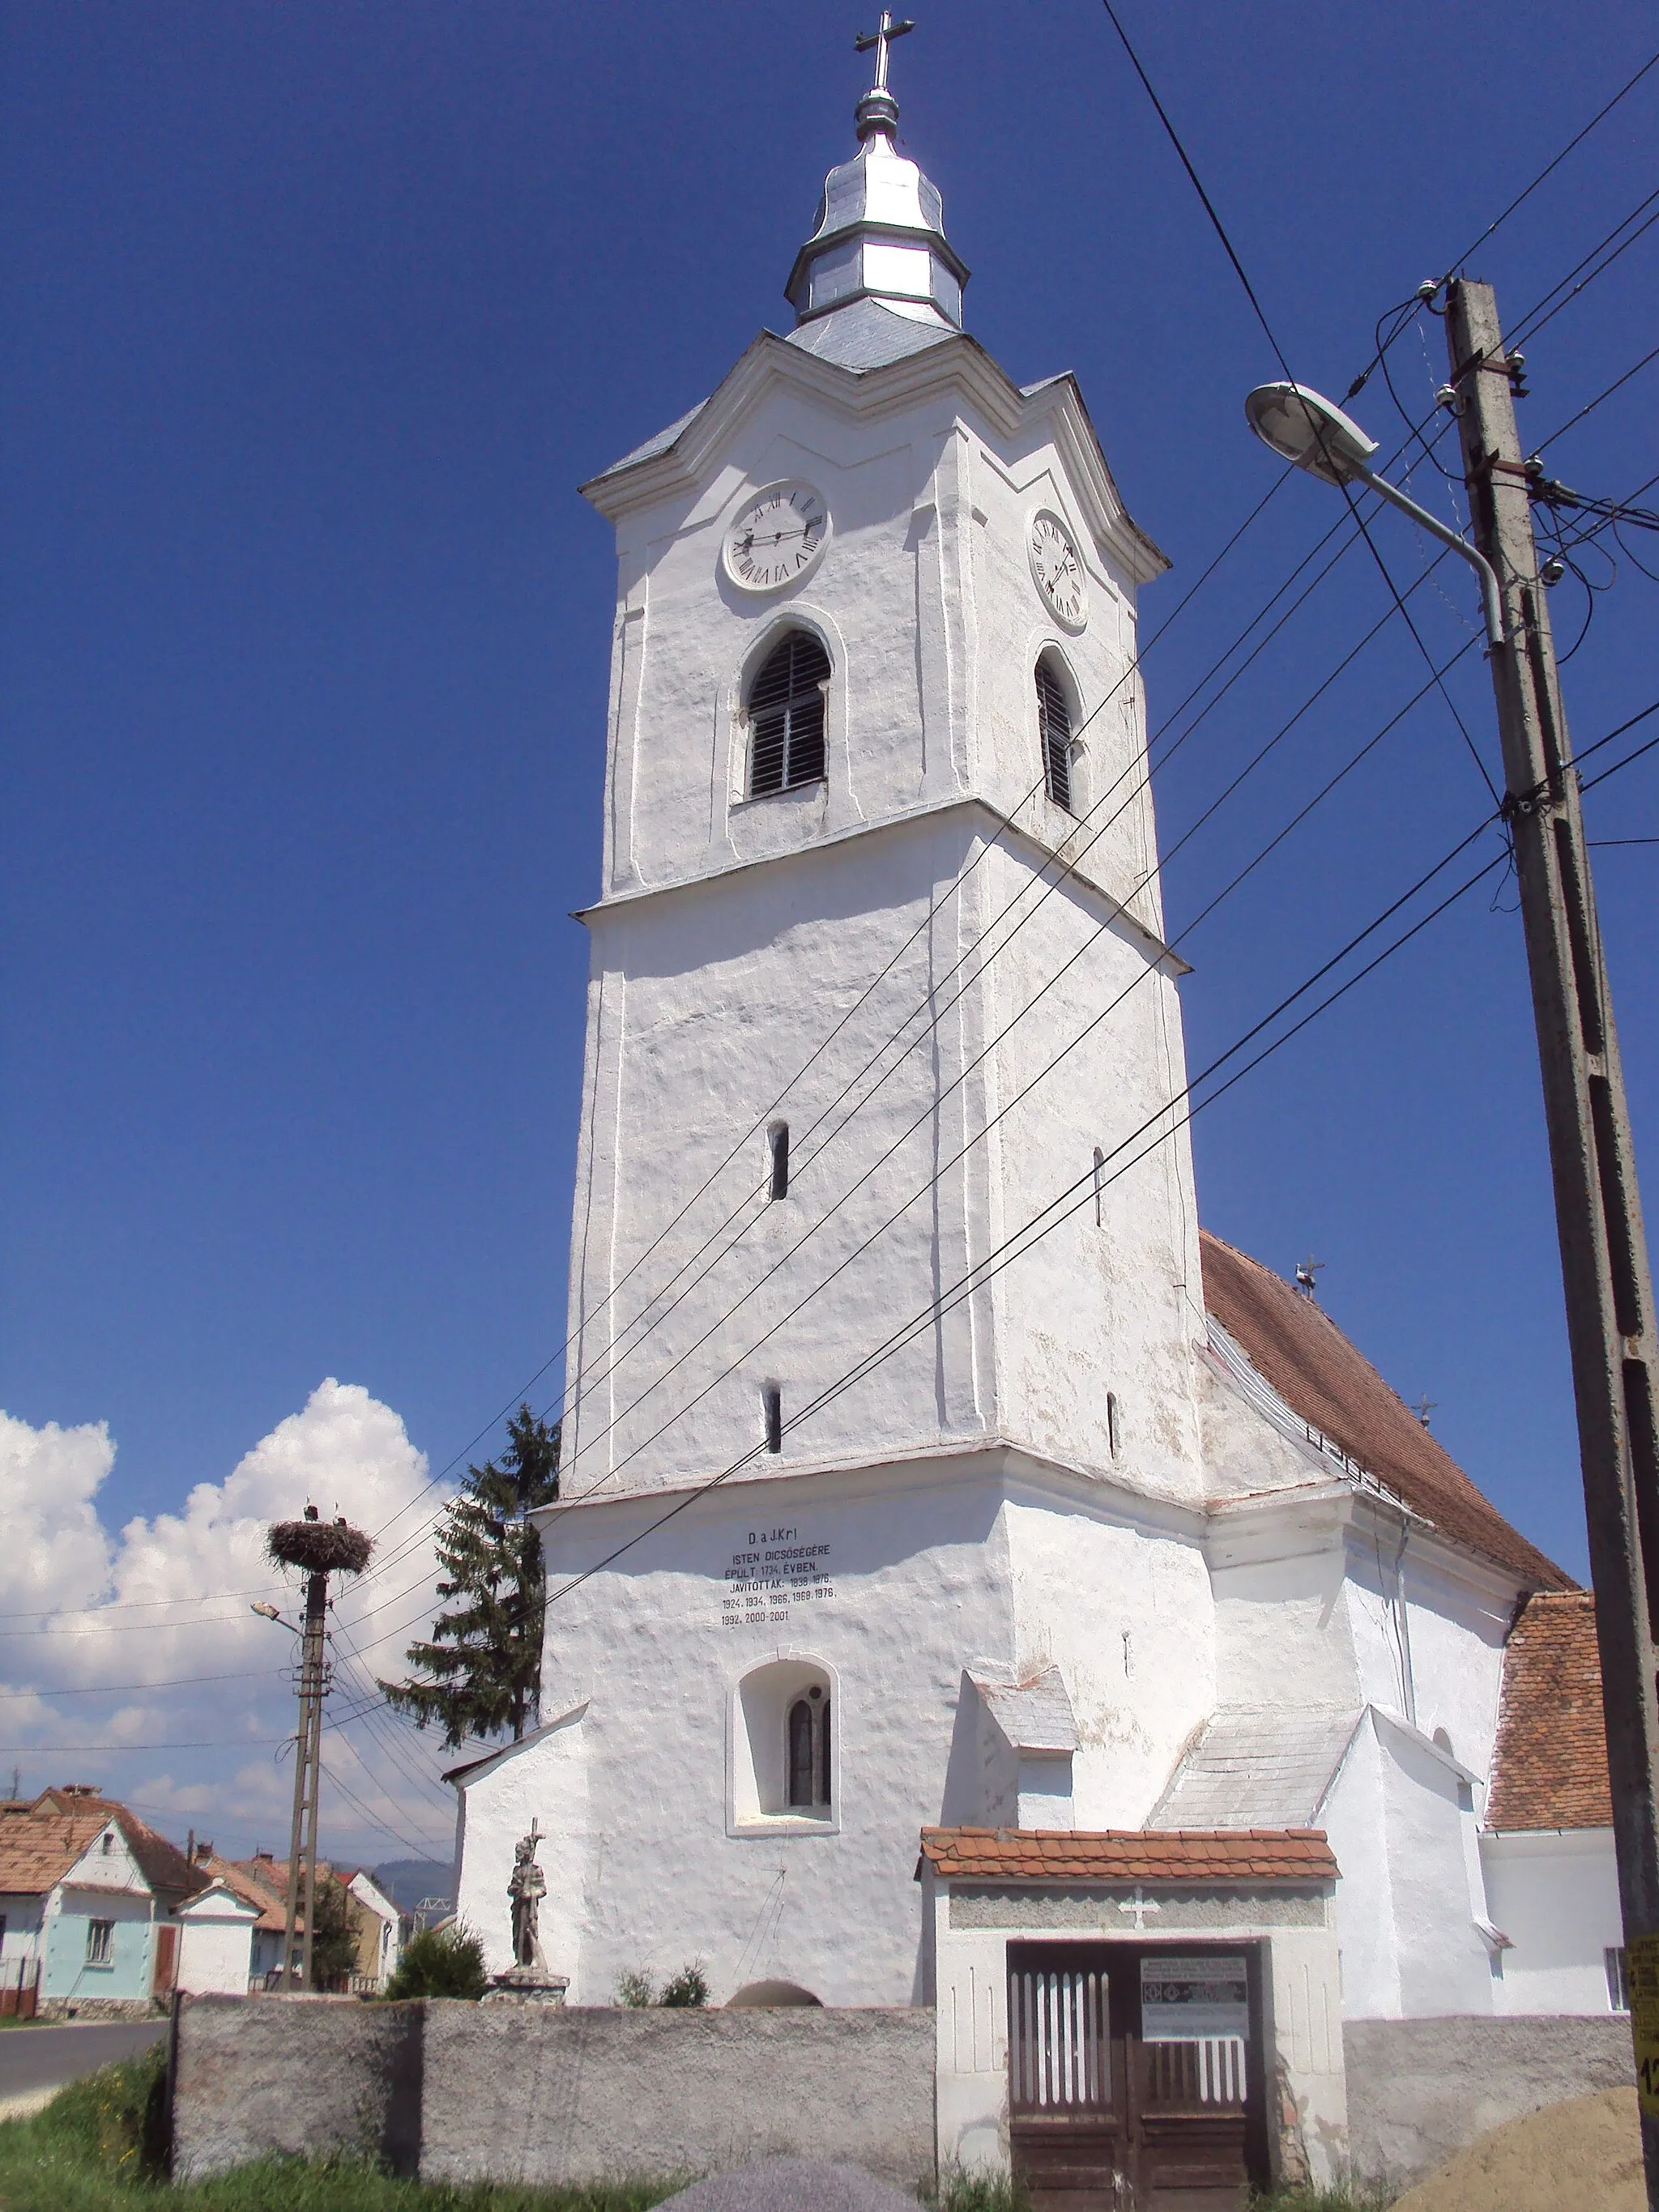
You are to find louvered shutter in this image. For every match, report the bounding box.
[1036,658,1073,812]
[748,632,830,795]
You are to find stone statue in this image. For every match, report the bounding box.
[507,1822,548,1972]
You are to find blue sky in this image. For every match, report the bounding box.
[2,1,1655,1854]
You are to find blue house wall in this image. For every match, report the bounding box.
[44,1900,152,2001]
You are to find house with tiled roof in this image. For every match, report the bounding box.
[0,1786,207,2016]
[1479,1590,1623,2015]
[446,56,1596,2201]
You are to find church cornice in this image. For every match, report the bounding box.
[579,329,1169,590]
[573,790,1191,976]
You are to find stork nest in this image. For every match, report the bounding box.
[267,1518,373,1575]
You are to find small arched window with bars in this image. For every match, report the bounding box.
[747,630,830,797]
[1035,656,1073,812]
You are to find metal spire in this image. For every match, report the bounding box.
[852,12,914,140]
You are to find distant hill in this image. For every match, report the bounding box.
[371,1858,454,1915]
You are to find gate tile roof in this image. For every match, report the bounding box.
[919,1826,1338,1883]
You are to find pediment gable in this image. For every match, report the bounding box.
[580,327,1166,590]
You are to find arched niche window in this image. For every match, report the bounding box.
[748,630,830,797]
[1035,654,1074,812]
[730,1657,838,1830]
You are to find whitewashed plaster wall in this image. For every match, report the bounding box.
[1003,1491,1213,1827]
[176,1896,257,1997]
[925,1880,1347,2191]
[1322,1712,1495,2020]
[457,1456,1225,2004]
[564,330,1205,1508]
[1482,1829,1623,2015]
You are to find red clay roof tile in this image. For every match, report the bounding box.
[919,1826,1338,1883]
[1201,1230,1570,1588]
[1486,1590,1612,1831]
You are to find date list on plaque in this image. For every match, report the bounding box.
[721,1525,835,1627]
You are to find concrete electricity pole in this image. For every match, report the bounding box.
[280,1554,328,1993]
[263,1507,373,1993]
[1444,278,1659,2201]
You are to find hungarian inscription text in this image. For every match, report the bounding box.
[721,1525,835,1627]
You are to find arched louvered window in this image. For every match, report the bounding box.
[748,630,830,797]
[1036,656,1073,812]
[787,1685,831,1809]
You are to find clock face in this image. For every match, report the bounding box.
[1029,509,1088,630]
[723,482,830,593]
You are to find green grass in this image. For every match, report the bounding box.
[0,2049,682,2212]
[0,2052,1390,2212]
[1248,2186,1392,2211]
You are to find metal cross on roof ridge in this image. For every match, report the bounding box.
[855,11,915,95]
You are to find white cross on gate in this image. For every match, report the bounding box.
[1114,1886,1163,1929]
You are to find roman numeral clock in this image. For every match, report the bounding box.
[723,480,831,593]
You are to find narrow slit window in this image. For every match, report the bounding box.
[1093,1145,1105,1227]
[769,1122,790,1201]
[1036,657,1073,812]
[1107,1392,1121,1460]
[787,1686,831,1809]
[748,631,830,797]
[763,1385,783,1455]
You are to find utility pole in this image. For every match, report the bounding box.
[265,1506,373,1993]
[280,1551,328,1993]
[1445,278,1659,2203]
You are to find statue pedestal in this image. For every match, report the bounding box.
[483,1966,569,2006]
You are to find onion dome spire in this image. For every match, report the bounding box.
[786,13,969,333]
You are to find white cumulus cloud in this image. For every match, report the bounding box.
[0,1383,460,1870]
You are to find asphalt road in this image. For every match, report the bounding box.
[0,2020,166,2098]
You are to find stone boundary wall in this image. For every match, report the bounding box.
[172,1995,936,2190]
[1344,2014,1636,2194]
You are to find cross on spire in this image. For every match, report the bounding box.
[855,13,915,96]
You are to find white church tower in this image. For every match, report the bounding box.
[450,27,1573,2191]
[454,28,1217,1998]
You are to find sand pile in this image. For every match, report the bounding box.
[1391,2086,1642,2211]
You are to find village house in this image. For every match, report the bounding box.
[0,1786,202,2018]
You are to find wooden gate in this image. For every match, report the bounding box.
[151,1924,177,1997]
[1007,1944,1265,2210]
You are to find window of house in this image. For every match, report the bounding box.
[748,631,830,796]
[787,1686,832,1810]
[101,1830,115,1855]
[1608,1946,1630,2012]
[768,1122,790,1201]
[86,1920,114,1968]
[1036,655,1073,812]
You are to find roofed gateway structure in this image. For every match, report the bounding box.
[447,23,1596,2203]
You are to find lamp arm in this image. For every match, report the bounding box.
[1355,467,1505,649]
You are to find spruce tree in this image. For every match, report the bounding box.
[379,1405,561,1748]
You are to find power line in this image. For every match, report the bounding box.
[349,693,1659,1662]
[348,567,1476,1638]
[0,1737,285,1754]
[0,1669,283,1703]
[1533,340,1659,453]
[462,837,1514,1639]
[1345,46,1659,398]
[1508,190,1659,352]
[317,1758,450,1860]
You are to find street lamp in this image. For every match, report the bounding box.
[1243,381,1503,647]
[1248,286,1659,2212]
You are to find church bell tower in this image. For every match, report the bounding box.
[563,23,1204,1514]
[453,22,1225,2015]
